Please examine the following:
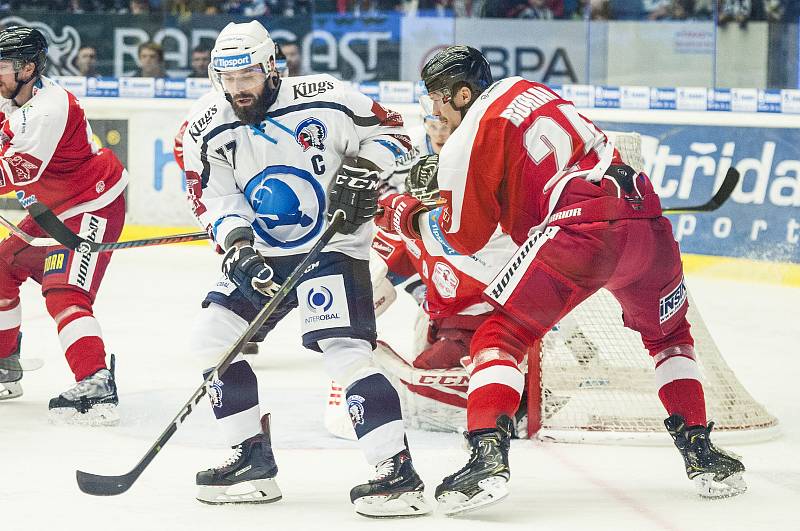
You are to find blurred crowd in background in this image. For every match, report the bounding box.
[0,0,796,22]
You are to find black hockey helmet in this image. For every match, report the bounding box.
[406,154,439,201]
[421,45,492,103]
[0,26,49,75]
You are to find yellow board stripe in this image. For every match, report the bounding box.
[2,224,799,286]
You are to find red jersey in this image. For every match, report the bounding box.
[419,77,661,256]
[0,77,126,217]
[372,223,515,319]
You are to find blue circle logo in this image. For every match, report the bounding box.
[244,165,325,248]
[307,286,333,313]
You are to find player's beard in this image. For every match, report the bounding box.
[230,88,270,126]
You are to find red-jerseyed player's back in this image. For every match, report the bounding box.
[429,76,614,254]
[0,76,126,216]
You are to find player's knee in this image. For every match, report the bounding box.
[319,337,380,389]
[190,303,250,366]
[45,289,92,325]
[0,297,18,308]
[470,314,534,363]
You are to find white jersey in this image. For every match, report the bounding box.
[409,125,436,157]
[181,74,411,259]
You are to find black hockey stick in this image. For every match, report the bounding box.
[1,204,210,253]
[15,200,447,254]
[662,167,739,214]
[75,210,345,496]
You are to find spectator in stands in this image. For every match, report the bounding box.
[187,44,211,78]
[280,40,303,77]
[129,0,151,12]
[718,0,750,25]
[513,0,563,18]
[75,45,99,77]
[130,41,166,78]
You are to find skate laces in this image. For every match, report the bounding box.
[216,446,243,470]
[373,457,396,481]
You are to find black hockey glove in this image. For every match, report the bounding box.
[222,245,281,308]
[327,162,381,235]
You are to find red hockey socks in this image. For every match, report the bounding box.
[46,289,106,381]
[466,348,525,431]
[0,298,21,357]
[654,345,707,427]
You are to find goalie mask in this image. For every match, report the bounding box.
[210,21,280,120]
[406,154,439,202]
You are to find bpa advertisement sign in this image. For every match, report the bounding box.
[596,121,800,263]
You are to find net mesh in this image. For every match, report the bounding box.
[535,289,778,438]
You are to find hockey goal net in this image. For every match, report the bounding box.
[527,289,778,443]
[524,131,778,443]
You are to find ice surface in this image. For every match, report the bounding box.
[1,246,798,530]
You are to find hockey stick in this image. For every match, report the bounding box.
[14,199,447,253]
[662,167,739,214]
[0,357,44,372]
[75,210,346,496]
[0,206,209,252]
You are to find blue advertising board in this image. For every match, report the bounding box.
[596,121,800,263]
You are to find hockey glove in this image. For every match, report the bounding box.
[374,193,425,240]
[327,163,381,235]
[222,245,281,308]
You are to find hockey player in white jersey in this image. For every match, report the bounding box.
[180,21,430,517]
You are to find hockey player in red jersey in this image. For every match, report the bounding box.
[0,27,127,425]
[375,46,746,512]
[372,154,520,410]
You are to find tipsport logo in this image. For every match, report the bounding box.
[212,53,252,70]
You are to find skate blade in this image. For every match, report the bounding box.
[694,472,747,499]
[48,403,120,426]
[354,491,432,518]
[196,478,282,505]
[0,381,23,400]
[437,476,510,516]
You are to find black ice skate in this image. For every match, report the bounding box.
[49,354,118,425]
[665,414,747,498]
[196,413,282,505]
[350,448,431,518]
[435,415,513,516]
[0,333,23,400]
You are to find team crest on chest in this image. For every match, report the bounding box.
[294,117,327,152]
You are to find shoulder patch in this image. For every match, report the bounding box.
[295,117,327,152]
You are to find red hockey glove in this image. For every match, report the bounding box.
[375,193,425,239]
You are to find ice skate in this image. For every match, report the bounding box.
[48,354,119,426]
[435,415,513,516]
[196,414,281,505]
[665,414,747,498]
[350,448,431,518]
[0,333,23,400]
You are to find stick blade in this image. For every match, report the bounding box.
[710,167,740,209]
[76,469,135,496]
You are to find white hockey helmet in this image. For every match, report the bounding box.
[209,21,276,94]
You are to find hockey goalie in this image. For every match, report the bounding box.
[327,154,583,437]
